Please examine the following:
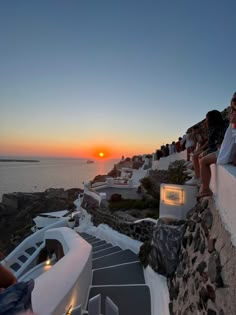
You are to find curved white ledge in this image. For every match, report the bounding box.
[32,227,92,315]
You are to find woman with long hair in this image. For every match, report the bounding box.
[195,109,227,198]
[186,109,226,191]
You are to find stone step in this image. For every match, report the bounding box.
[79,233,109,248]
[92,246,122,260]
[91,240,107,248]
[92,262,145,285]
[92,243,113,253]
[78,232,91,239]
[84,236,100,244]
[88,285,151,315]
[92,249,139,270]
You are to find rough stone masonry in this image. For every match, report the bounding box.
[167,197,236,315]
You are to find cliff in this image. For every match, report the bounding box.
[0,188,82,256]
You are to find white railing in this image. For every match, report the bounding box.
[84,184,102,203]
[32,227,92,315]
[1,218,69,278]
[91,181,107,189]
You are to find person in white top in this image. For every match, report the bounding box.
[217,92,236,166]
[185,128,195,161]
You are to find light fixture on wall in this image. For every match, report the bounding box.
[161,186,185,206]
[66,305,73,315]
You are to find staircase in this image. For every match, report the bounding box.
[78,232,151,315]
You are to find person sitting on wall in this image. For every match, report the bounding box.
[186,123,208,178]
[156,149,163,160]
[185,110,227,189]
[175,137,182,153]
[185,128,195,161]
[163,144,170,157]
[169,141,176,155]
[160,145,165,157]
[180,134,186,151]
[195,110,227,198]
[217,92,236,166]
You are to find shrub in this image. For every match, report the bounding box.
[110,193,122,202]
[108,198,159,212]
[168,160,188,184]
[139,177,160,199]
[140,177,153,192]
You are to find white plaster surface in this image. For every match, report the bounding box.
[2,218,69,278]
[210,164,236,246]
[144,266,170,315]
[152,151,187,170]
[32,227,92,315]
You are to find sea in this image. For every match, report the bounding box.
[0,157,120,201]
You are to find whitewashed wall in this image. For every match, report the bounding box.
[152,150,187,170]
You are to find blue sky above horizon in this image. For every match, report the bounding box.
[1,0,236,158]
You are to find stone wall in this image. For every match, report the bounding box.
[167,197,236,315]
[81,194,155,242]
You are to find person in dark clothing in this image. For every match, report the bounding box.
[196,110,227,198]
[186,110,227,190]
[175,137,182,153]
[164,144,169,157]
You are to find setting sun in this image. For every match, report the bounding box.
[90,145,115,159]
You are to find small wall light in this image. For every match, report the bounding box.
[161,186,185,206]
[66,305,73,315]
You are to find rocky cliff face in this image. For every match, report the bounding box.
[138,196,236,315]
[0,188,82,256]
[167,198,236,315]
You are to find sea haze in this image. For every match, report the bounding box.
[0,157,119,201]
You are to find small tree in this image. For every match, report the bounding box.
[168,160,188,184]
[140,177,153,191]
[139,177,160,199]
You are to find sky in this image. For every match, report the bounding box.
[1,0,236,159]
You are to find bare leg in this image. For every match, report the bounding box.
[199,152,217,192]
[192,152,200,178]
[187,148,190,161]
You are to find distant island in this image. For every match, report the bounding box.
[0,159,40,163]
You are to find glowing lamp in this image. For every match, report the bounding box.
[160,183,197,219]
[46,259,51,265]
[66,305,73,315]
[161,186,185,206]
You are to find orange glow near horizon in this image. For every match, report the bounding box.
[1,135,155,160]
